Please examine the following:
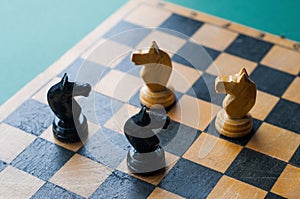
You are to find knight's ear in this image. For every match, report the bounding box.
[149,41,160,55]
[149,46,155,54]
[60,73,68,89]
[238,72,249,83]
[239,68,249,77]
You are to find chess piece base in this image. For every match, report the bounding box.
[53,114,88,143]
[215,109,252,138]
[140,85,175,109]
[127,146,166,175]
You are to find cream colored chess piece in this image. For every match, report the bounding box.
[215,68,256,138]
[131,41,175,109]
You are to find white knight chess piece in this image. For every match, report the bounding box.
[131,41,175,109]
[215,68,257,138]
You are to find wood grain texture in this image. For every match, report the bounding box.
[50,154,112,198]
[0,123,35,163]
[184,133,242,173]
[4,99,53,136]
[271,164,300,199]
[0,166,44,199]
[207,175,267,199]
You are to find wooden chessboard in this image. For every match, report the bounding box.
[0,0,299,198]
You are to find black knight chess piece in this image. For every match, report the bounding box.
[47,73,91,143]
[124,106,170,175]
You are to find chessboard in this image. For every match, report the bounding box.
[0,0,299,198]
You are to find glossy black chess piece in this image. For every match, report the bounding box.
[47,73,91,143]
[124,106,170,175]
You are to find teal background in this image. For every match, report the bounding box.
[0,0,126,105]
[1,0,299,105]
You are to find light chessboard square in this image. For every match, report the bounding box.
[271,164,300,199]
[95,70,142,102]
[184,133,242,173]
[168,62,202,93]
[82,40,132,67]
[50,154,112,198]
[148,187,184,199]
[192,23,238,51]
[206,52,257,76]
[0,123,35,163]
[246,123,300,162]
[136,30,186,54]
[282,77,300,104]
[250,90,279,121]
[261,45,300,75]
[104,103,140,134]
[207,175,267,198]
[168,95,220,131]
[0,166,44,199]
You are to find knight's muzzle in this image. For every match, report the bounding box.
[215,77,226,93]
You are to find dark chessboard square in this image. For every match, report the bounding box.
[103,20,140,38]
[90,170,155,199]
[225,148,286,191]
[289,146,300,167]
[103,20,151,47]
[159,158,222,198]
[11,138,74,181]
[203,46,221,61]
[4,99,53,136]
[265,192,287,199]
[266,99,300,134]
[225,34,273,62]
[78,127,129,168]
[158,121,201,156]
[173,91,184,102]
[59,58,84,79]
[128,89,141,108]
[172,42,220,70]
[31,182,84,199]
[206,117,262,146]
[187,72,225,106]
[159,13,203,37]
[0,160,7,172]
[250,65,294,97]
[59,58,108,85]
[78,92,123,125]
[114,54,141,77]
[172,54,193,67]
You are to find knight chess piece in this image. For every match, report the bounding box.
[215,68,256,138]
[131,41,175,109]
[47,73,91,143]
[124,106,170,175]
